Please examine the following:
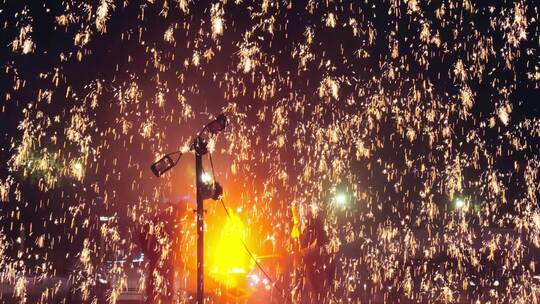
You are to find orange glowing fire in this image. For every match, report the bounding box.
[207,211,253,288]
[174,176,278,300]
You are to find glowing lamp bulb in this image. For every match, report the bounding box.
[201,172,212,184]
[455,199,465,209]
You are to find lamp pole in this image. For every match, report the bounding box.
[194,136,207,304]
[151,114,227,304]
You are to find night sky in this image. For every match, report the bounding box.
[0,0,539,303]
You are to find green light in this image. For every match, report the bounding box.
[335,193,347,206]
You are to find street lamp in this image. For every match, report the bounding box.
[150,152,182,177]
[150,113,228,178]
[150,113,228,304]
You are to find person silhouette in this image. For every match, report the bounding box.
[292,204,336,303]
[140,200,186,303]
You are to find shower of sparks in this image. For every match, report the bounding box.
[0,0,539,303]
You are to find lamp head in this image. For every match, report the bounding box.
[207,113,228,134]
[151,154,176,177]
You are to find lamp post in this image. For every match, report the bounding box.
[150,114,227,304]
[194,136,207,304]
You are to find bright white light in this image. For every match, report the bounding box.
[201,172,212,183]
[455,199,465,209]
[335,193,347,206]
[248,274,260,284]
[132,253,144,263]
